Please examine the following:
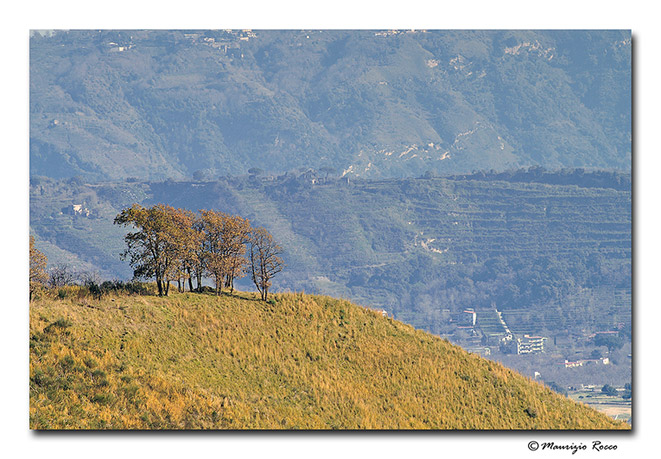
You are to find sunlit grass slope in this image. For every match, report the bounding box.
[29,289,629,430]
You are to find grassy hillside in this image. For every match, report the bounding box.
[29,288,628,430]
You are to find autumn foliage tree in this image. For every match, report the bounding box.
[200,210,252,295]
[168,208,201,293]
[221,215,252,293]
[187,216,207,292]
[114,204,283,299]
[114,204,182,296]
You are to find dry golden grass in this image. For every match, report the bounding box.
[30,288,629,430]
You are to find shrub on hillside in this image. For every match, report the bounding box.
[92,280,152,297]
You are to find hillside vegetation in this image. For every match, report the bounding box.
[30,288,628,429]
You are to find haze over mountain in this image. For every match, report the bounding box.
[30,29,631,181]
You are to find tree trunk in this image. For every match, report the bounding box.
[253,278,263,300]
[187,267,194,292]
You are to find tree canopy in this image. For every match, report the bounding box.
[200,210,252,294]
[114,204,283,298]
[114,204,182,296]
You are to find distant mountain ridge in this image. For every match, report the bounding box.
[30,29,631,181]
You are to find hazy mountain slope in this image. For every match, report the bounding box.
[29,289,628,429]
[29,171,631,343]
[30,30,631,181]
[144,173,630,311]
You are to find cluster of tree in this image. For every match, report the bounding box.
[449,167,631,191]
[601,384,619,397]
[592,332,625,353]
[623,382,632,400]
[113,204,284,300]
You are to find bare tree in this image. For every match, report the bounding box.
[78,270,102,287]
[49,263,76,288]
[249,227,284,301]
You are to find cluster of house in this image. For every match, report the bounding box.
[104,31,259,57]
[515,335,547,354]
[497,333,547,355]
[181,30,257,59]
[63,204,92,218]
[107,42,134,53]
[374,30,426,37]
[453,308,548,355]
[562,357,610,368]
[449,307,628,368]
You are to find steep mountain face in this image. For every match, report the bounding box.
[29,290,628,429]
[30,30,631,181]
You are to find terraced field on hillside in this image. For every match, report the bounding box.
[30,172,631,343]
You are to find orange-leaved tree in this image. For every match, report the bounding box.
[222,214,253,293]
[188,214,207,292]
[200,210,252,295]
[168,208,203,293]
